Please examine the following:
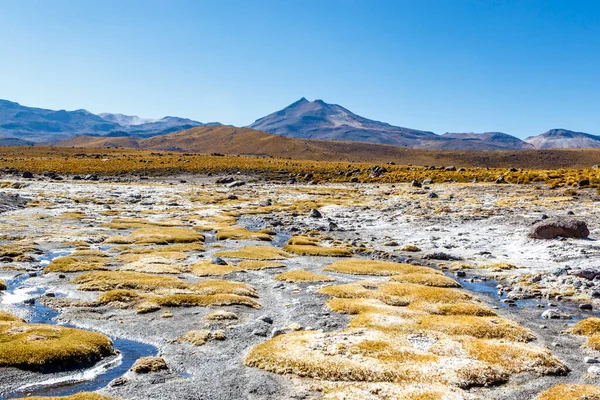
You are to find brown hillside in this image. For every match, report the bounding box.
[53,126,600,169]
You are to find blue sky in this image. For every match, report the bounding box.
[1,0,599,138]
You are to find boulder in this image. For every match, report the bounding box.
[528,218,589,239]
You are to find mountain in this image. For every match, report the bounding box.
[525,129,600,149]
[247,98,531,150]
[434,132,534,150]
[52,125,600,169]
[0,100,212,142]
[0,99,119,142]
[248,98,438,146]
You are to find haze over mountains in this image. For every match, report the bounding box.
[0,97,598,150]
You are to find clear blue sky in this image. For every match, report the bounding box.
[1,0,599,138]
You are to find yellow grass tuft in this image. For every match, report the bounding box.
[0,279,6,291]
[72,271,188,292]
[287,236,320,246]
[180,329,226,346]
[0,311,24,322]
[323,259,442,276]
[96,289,141,305]
[191,260,238,277]
[214,246,292,260]
[20,393,116,400]
[0,321,114,371]
[44,255,110,274]
[535,384,600,400]
[205,310,238,321]
[127,227,204,244]
[237,260,286,270]
[283,245,352,257]
[215,226,274,241]
[389,273,460,288]
[568,317,600,336]
[274,270,336,283]
[151,293,260,309]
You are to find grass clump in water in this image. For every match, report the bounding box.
[0,321,114,372]
[214,246,291,260]
[44,254,110,274]
[283,245,352,257]
[215,227,274,241]
[287,236,320,246]
[323,259,441,276]
[274,270,335,283]
[389,273,460,288]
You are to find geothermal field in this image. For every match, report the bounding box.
[0,152,600,400]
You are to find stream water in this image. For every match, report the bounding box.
[0,250,157,399]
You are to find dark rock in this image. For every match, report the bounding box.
[578,179,590,187]
[309,209,322,218]
[226,180,246,188]
[495,175,505,184]
[216,177,234,184]
[411,180,422,188]
[227,194,238,200]
[580,303,593,310]
[427,192,439,199]
[528,218,589,239]
[571,269,600,280]
[423,252,460,261]
[259,316,273,324]
[211,257,228,266]
[22,171,33,179]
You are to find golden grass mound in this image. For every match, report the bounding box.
[283,245,352,257]
[323,259,442,276]
[190,280,258,297]
[244,328,506,388]
[106,227,204,245]
[96,289,141,306]
[205,310,238,321]
[215,246,292,260]
[103,217,177,230]
[130,356,167,373]
[150,293,260,309]
[408,302,498,317]
[274,270,336,283]
[216,226,274,241]
[20,394,116,400]
[191,260,238,277]
[119,255,186,274]
[568,317,600,336]
[44,255,110,274]
[72,271,188,291]
[567,318,600,351]
[0,279,6,291]
[535,384,600,400]
[287,236,320,246]
[116,251,188,263]
[0,311,24,322]
[0,321,114,371]
[389,273,460,288]
[191,259,286,277]
[237,260,286,270]
[179,329,226,346]
[349,312,535,342]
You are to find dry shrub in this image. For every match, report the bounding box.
[180,329,226,346]
[205,310,238,321]
[568,317,600,336]
[273,270,335,283]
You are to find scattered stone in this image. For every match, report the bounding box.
[585,356,600,364]
[259,316,273,324]
[411,180,422,188]
[588,365,600,374]
[528,218,589,239]
[227,180,246,188]
[309,209,322,218]
[211,257,228,266]
[22,171,33,179]
[541,309,571,320]
[579,303,593,310]
[427,192,439,199]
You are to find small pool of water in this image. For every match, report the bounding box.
[0,249,157,399]
[454,272,599,322]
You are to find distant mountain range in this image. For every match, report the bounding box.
[0,98,598,149]
[0,99,218,143]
